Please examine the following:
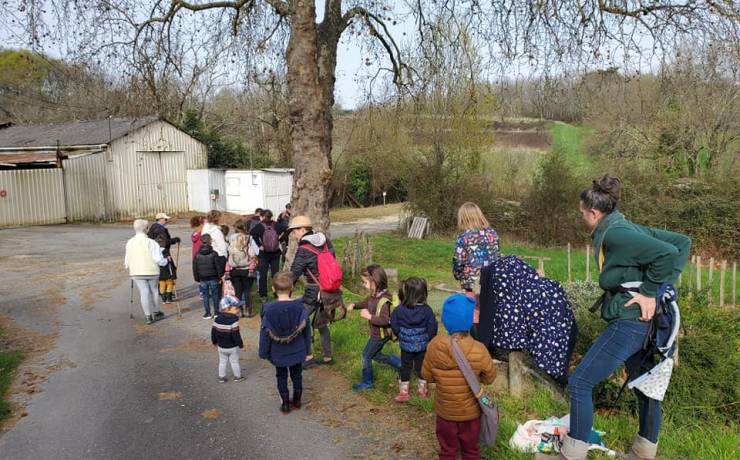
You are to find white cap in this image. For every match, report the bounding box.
[155,212,171,220]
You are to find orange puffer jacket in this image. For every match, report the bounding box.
[421,334,496,422]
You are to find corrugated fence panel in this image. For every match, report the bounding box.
[0,169,66,227]
[64,153,109,222]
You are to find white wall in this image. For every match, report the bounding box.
[187,169,226,212]
[223,170,293,214]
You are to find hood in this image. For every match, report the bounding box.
[301,232,326,247]
[198,244,214,255]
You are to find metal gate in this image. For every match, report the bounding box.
[136,151,187,216]
[0,169,66,227]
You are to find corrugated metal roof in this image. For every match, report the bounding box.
[0,116,160,148]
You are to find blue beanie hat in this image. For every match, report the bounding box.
[442,293,475,334]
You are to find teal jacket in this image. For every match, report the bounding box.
[591,211,691,322]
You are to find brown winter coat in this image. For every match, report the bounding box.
[421,333,496,422]
[354,290,393,339]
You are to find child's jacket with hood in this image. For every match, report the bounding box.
[258,299,312,367]
[390,303,437,352]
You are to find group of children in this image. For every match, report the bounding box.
[210,261,495,458]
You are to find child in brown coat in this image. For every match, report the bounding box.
[422,293,496,460]
[347,264,401,391]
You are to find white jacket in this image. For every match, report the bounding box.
[125,233,168,276]
[201,223,228,257]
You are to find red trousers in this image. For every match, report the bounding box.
[435,416,481,460]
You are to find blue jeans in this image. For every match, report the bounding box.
[199,280,220,316]
[361,336,401,381]
[568,319,661,443]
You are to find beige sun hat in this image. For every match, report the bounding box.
[155,212,171,220]
[288,215,313,230]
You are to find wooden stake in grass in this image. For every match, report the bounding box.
[719,260,726,307]
[567,243,572,283]
[708,257,715,303]
[696,256,702,291]
[586,245,590,282]
[689,255,695,289]
[733,262,737,308]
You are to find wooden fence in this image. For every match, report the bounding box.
[530,244,738,308]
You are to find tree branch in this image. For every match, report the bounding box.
[341,6,410,86]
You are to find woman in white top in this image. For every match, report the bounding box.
[201,210,228,271]
[125,219,169,324]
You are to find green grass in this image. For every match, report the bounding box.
[326,232,739,459]
[549,123,593,174]
[0,329,22,422]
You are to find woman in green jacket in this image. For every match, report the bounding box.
[536,176,690,460]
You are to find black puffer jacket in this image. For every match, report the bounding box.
[290,231,334,307]
[147,222,180,251]
[193,244,224,282]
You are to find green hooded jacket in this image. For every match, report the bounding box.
[591,210,691,322]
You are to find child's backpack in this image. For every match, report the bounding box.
[262,224,280,252]
[302,244,343,291]
[378,294,400,341]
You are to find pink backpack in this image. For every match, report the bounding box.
[302,243,343,291]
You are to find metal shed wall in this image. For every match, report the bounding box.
[262,171,293,213]
[0,169,66,227]
[107,121,207,219]
[63,152,109,221]
[187,169,226,212]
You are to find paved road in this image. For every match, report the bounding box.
[0,218,433,460]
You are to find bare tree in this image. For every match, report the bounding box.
[5,0,737,232]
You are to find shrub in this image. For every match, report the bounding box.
[520,149,587,246]
[402,147,493,233]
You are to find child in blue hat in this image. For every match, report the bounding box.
[422,293,496,460]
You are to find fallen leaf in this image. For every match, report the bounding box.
[201,408,221,418]
[158,392,182,401]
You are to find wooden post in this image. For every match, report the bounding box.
[567,243,572,283]
[508,351,529,397]
[586,245,590,282]
[733,262,737,308]
[696,256,702,290]
[689,255,695,289]
[537,258,545,277]
[708,257,714,303]
[678,272,682,287]
[719,260,726,307]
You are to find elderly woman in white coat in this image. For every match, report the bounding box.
[125,219,169,324]
[201,210,229,271]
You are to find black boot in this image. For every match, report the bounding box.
[160,293,167,303]
[292,390,302,410]
[280,393,291,414]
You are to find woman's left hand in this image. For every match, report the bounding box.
[625,293,656,321]
[359,310,372,320]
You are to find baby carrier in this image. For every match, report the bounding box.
[612,282,681,402]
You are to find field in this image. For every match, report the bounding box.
[328,232,739,460]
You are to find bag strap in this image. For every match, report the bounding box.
[450,337,483,399]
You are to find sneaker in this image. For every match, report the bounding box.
[352,382,374,391]
[233,376,245,383]
[202,313,212,319]
[145,315,153,325]
[218,377,228,383]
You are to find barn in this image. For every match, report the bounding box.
[0,117,207,226]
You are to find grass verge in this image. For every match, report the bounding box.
[0,327,22,422]
[326,232,739,459]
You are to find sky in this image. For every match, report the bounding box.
[0,1,418,110]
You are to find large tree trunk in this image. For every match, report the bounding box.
[286,0,333,234]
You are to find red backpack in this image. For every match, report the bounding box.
[302,243,343,291]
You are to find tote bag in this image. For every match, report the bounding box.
[451,338,500,447]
